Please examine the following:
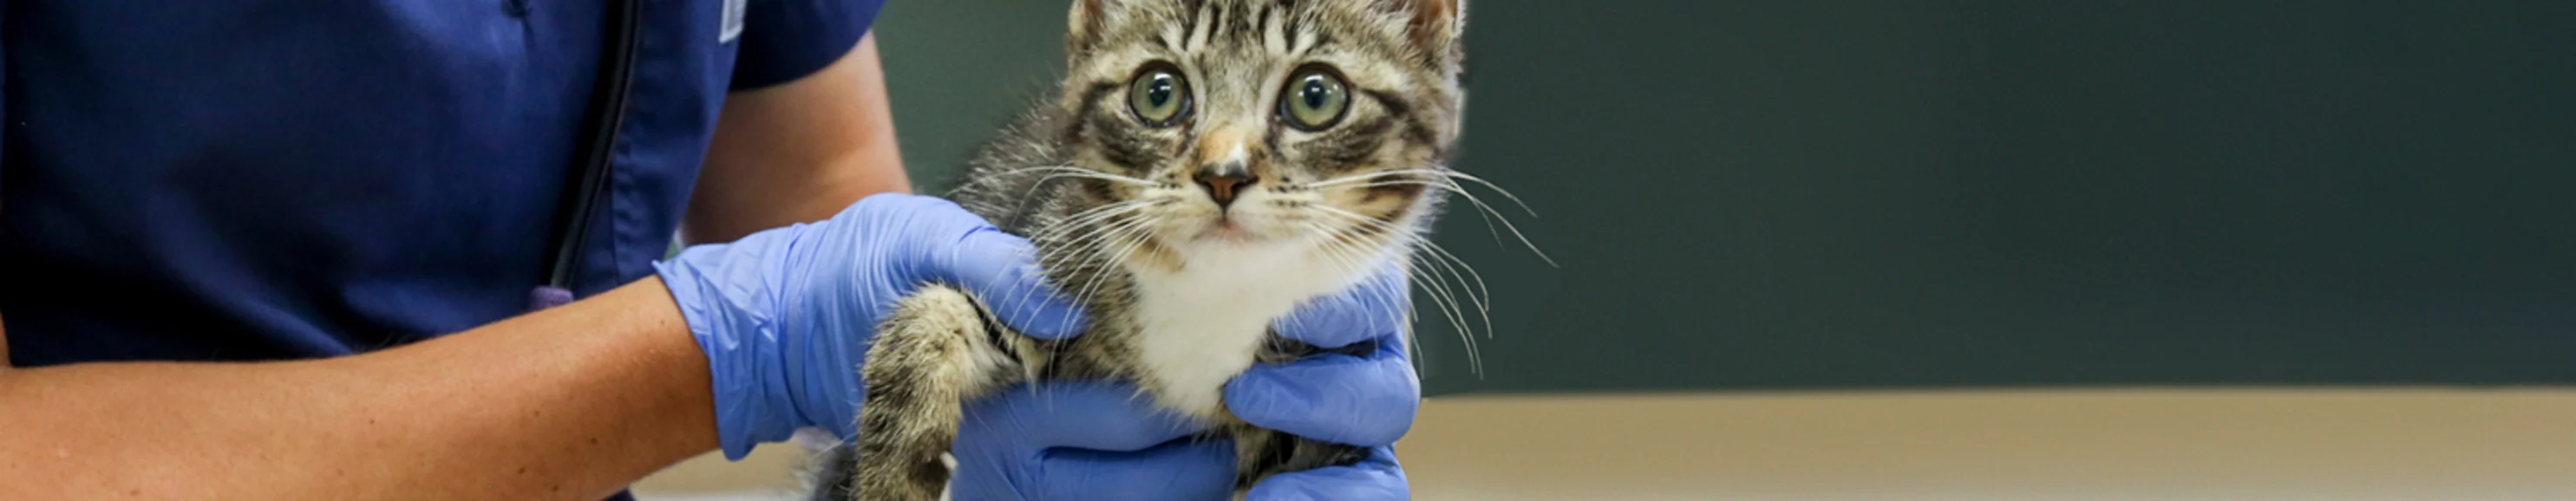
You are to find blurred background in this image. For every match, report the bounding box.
[641,2,2576,499]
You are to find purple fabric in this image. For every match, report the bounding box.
[527,285,577,312]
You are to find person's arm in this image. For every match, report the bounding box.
[0,279,717,500]
[684,33,910,244]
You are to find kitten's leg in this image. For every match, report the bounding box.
[1228,335,1379,496]
[804,444,859,501]
[845,285,1019,501]
[1231,426,1374,497]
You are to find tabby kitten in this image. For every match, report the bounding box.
[813,1,1468,498]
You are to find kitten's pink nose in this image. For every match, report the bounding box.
[1194,165,1257,209]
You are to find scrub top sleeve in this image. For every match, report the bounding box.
[730,0,892,91]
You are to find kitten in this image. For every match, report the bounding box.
[812,1,1468,498]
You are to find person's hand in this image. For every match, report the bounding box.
[947,267,1418,500]
[1231,265,1416,500]
[655,193,1088,459]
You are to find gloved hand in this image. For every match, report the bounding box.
[947,267,1420,500]
[655,193,1088,459]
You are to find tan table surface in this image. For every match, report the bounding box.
[635,388,2576,500]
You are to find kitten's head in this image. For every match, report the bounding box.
[1050,0,1467,283]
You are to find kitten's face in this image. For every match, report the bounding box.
[1056,0,1465,277]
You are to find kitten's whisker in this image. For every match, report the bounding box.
[1319,168,1546,265]
[1391,168,1543,218]
[1068,237,1147,327]
[1409,240,1493,342]
[1304,233,1429,366]
[1023,204,1158,329]
[1043,194,1156,224]
[1294,222,1387,303]
[1301,170,1422,189]
[1311,168,1540,218]
[1030,205,1139,245]
[1059,215,1153,303]
[1028,201,1161,270]
[1029,199,1156,244]
[1308,210,1497,365]
[1009,165,1154,183]
[1344,228,1491,334]
[1074,224,1151,299]
[1062,215,1159,319]
[1355,176,1509,255]
[1018,228,1110,312]
[1408,257,1481,375]
[1026,172,1154,191]
[1300,219,1482,376]
[1013,166,1155,200]
[1422,242,1496,336]
[1394,243,1478,368]
[1358,179,1559,268]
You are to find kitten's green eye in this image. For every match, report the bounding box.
[1279,68,1350,131]
[1128,67,1191,127]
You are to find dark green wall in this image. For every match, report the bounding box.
[873,2,2576,396]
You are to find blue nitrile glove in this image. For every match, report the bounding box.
[947,266,1419,500]
[655,193,1089,459]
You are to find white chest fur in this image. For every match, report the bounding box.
[1129,238,1372,420]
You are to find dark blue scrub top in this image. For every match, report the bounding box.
[2,0,885,368]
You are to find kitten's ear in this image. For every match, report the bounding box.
[1385,0,1466,65]
[1068,0,1115,55]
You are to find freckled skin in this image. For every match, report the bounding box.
[811,2,1469,499]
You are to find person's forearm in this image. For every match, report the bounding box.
[0,278,718,500]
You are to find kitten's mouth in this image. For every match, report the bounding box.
[1191,217,1268,243]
